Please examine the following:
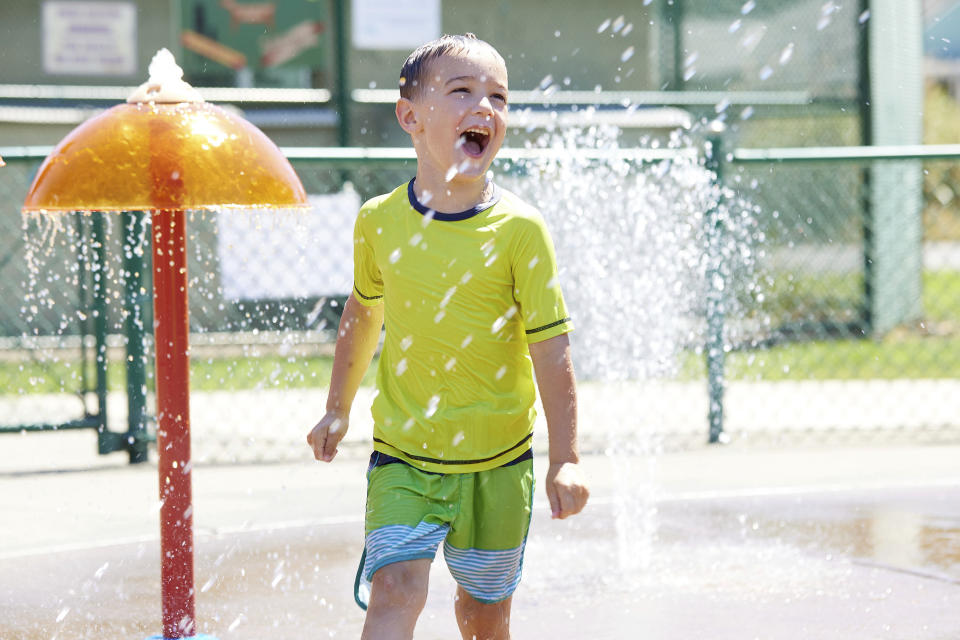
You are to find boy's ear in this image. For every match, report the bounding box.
[395,97,420,135]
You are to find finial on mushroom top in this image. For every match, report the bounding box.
[127,48,204,104]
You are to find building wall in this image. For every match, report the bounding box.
[0,0,175,85]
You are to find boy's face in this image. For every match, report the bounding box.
[399,48,508,185]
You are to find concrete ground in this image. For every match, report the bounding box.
[2,436,959,639]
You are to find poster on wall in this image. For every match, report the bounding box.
[351,0,440,50]
[42,1,138,76]
[180,0,327,86]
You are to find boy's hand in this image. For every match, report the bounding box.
[306,411,349,462]
[546,462,589,519]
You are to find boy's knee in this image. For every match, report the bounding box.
[455,589,511,638]
[369,561,430,611]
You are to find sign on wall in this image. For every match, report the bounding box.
[42,1,138,76]
[351,0,441,50]
[179,0,327,85]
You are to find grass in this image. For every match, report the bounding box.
[683,270,960,381]
[3,271,958,394]
[1,354,379,396]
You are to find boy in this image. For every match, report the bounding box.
[307,33,588,640]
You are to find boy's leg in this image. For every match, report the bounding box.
[361,458,457,637]
[454,586,512,640]
[361,558,431,640]
[445,457,534,640]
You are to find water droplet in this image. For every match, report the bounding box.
[445,166,459,182]
[741,0,756,15]
[389,248,402,263]
[396,358,408,376]
[400,335,414,351]
[452,431,465,446]
[425,395,440,418]
[779,43,795,66]
[597,18,611,33]
[729,19,742,33]
[461,334,473,348]
[758,65,773,80]
[440,286,457,308]
[495,366,508,380]
[859,10,871,24]
[620,46,635,63]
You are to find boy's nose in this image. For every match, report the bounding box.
[474,96,495,114]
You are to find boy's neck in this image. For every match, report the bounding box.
[412,172,494,214]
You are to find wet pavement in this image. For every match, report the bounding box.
[2,444,959,639]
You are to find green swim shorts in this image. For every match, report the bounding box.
[355,451,534,608]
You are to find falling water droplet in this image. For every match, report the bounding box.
[620,46,635,63]
[779,43,795,65]
[741,0,756,15]
[425,395,440,418]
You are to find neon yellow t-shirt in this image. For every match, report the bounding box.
[352,180,572,473]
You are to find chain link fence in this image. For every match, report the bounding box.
[1,142,959,466]
[718,151,960,446]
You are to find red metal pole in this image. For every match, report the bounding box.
[152,208,196,639]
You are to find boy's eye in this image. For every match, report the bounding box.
[492,93,507,103]
[451,87,469,94]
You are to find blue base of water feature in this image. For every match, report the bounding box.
[145,634,220,640]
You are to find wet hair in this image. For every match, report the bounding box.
[398,33,505,100]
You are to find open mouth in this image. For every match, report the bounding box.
[459,127,490,158]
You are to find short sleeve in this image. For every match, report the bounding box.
[352,211,384,306]
[512,216,573,343]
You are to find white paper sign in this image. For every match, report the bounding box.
[217,189,361,301]
[351,0,441,50]
[43,1,137,76]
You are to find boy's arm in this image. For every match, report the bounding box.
[528,333,590,519]
[307,293,384,462]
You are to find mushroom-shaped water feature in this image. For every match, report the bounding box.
[22,49,308,640]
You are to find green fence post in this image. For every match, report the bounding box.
[862,0,924,334]
[123,211,151,463]
[333,0,351,147]
[92,212,111,454]
[74,213,93,402]
[705,126,726,444]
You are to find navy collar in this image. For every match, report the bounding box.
[407,179,501,221]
